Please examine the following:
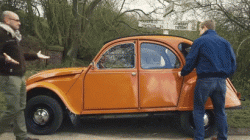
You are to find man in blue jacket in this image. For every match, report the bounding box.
[179,20,236,140]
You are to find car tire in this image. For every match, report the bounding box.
[25,95,63,135]
[180,110,216,138]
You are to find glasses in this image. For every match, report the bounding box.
[9,18,20,22]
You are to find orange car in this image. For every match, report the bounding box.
[25,35,241,137]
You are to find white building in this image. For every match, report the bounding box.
[138,18,197,34]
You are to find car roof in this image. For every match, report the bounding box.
[102,35,193,53]
[104,35,193,45]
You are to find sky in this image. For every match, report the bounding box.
[116,0,202,21]
[36,0,200,27]
[36,0,166,19]
[121,0,164,12]
[116,0,201,31]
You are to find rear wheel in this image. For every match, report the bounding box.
[180,110,216,138]
[25,95,63,135]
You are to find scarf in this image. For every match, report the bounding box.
[0,22,22,41]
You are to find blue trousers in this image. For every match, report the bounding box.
[193,78,227,140]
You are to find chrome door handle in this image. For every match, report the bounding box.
[132,72,136,76]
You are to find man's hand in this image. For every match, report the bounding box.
[37,51,50,59]
[3,53,19,64]
[178,71,182,77]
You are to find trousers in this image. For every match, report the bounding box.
[193,78,228,140]
[0,75,28,140]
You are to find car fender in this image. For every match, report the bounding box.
[177,75,199,111]
[177,73,214,111]
[177,75,241,111]
[26,81,81,114]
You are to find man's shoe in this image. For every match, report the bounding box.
[211,137,218,140]
[24,137,39,140]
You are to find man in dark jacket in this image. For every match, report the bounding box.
[179,20,236,140]
[0,11,49,140]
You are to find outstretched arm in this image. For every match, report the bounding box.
[24,50,50,61]
[37,50,50,59]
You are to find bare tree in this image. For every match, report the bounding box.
[67,0,102,60]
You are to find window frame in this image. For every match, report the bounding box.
[96,42,136,69]
[140,42,181,70]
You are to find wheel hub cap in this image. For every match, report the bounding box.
[33,109,50,125]
[204,113,209,127]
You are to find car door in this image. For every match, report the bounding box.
[139,41,184,108]
[84,41,139,110]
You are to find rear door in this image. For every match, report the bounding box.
[139,41,184,108]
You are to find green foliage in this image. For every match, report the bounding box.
[169,30,199,41]
[215,19,250,98]
[47,45,64,52]
[77,0,160,62]
[0,2,19,13]
[19,35,44,51]
[3,0,161,64]
[42,0,74,48]
[227,99,250,128]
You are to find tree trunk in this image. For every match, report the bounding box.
[67,0,102,60]
[26,0,35,35]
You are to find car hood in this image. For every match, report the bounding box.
[26,67,86,85]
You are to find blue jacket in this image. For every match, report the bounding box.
[181,30,236,79]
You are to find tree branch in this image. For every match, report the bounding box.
[119,0,126,13]
[216,3,250,31]
[116,20,142,33]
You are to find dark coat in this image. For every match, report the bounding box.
[0,26,38,76]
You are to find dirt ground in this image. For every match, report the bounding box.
[1,117,250,140]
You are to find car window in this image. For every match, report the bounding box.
[141,43,180,69]
[178,43,192,58]
[97,43,135,69]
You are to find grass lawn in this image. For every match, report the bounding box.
[227,98,250,128]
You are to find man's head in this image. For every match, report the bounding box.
[1,11,21,30]
[199,19,215,36]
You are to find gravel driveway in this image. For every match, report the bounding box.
[1,117,250,140]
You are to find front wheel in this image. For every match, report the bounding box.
[180,110,216,138]
[25,95,63,135]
